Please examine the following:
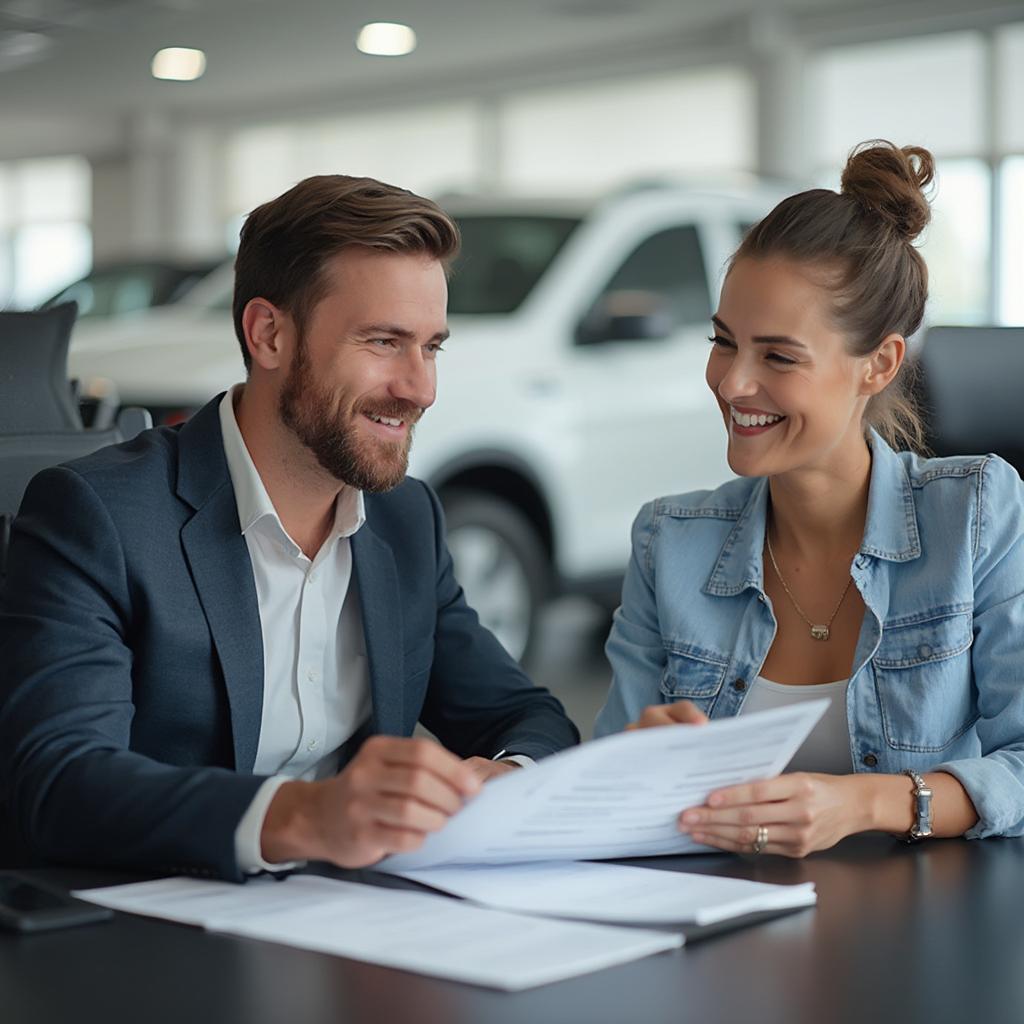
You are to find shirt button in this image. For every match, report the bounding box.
[306,668,319,682]
[863,753,878,768]
[732,678,747,692]
[307,571,317,584]
[307,740,318,751]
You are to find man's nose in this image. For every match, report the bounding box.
[392,348,436,409]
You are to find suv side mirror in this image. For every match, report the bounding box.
[575,290,674,347]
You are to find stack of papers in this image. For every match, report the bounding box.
[76,875,683,990]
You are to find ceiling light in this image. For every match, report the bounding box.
[356,22,417,57]
[151,47,207,82]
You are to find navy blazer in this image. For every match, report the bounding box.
[0,397,578,879]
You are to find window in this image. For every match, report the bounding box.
[578,225,709,344]
[447,215,581,315]
[1000,157,1024,325]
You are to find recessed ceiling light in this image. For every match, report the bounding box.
[151,47,207,82]
[356,22,417,57]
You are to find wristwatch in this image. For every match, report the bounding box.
[903,769,934,841]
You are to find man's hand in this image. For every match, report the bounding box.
[463,756,521,783]
[626,700,710,730]
[260,736,481,867]
[678,773,869,858]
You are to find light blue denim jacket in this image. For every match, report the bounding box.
[596,432,1024,839]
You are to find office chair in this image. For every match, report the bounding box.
[0,303,152,581]
[916,326,1024,474]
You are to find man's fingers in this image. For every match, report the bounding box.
[376,765,466,816]
[372,795,450,833]
[361,736,481,796]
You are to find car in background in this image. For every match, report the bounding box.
[67,181,781,661]
[42,258,223,320]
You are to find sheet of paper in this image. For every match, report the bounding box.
[75,876,682,991]
[379,700,829,871]
[398,860,817,927]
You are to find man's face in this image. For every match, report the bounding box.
[279,250,448,492]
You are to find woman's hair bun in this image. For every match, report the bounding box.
[840,140,934,242]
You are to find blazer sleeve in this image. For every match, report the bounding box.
[415,481,579,760]
[0,466,265,880]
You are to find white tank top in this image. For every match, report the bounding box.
[738,676,853,775]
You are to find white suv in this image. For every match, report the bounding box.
[67,182,780,660]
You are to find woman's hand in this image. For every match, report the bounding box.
[678,773,872,858]
[626,701,710,730]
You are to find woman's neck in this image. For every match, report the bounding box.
[767,438,872,558]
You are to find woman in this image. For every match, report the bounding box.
[595,140,1024,857]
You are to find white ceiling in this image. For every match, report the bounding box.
[0,0,1021,147]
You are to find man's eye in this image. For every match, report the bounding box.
[426,343,445,354]
[370,338,394,348]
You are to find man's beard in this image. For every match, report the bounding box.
[279,337,420,493]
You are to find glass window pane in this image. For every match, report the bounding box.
[14,157,91,222]
[811,32,986,165]
[12,222,92,309]
[0,166,12,231]
[921,159,990,325]
[997,23,1024,152]
[502,68,754,193]
[1000,157,1024,325]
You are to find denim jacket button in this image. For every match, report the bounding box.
[862,753,878,768]
[732,678,747,692]
[918,644,933,659]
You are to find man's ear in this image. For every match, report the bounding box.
[862,333,906,397]
[242,298,290,371]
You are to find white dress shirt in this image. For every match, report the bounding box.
[219,388,371,871]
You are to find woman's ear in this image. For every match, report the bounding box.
[862,333,906,396]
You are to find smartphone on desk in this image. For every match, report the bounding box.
[0,873,114,933]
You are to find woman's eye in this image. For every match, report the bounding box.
[766,352,797,366]
[707,335,735,349]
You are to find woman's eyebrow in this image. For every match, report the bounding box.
[711,316,808,352]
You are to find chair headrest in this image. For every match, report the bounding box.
[0,302,82,431]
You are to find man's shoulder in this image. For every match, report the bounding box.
[363,476,436,527]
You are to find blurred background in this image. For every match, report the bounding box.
[1,0,1022,734]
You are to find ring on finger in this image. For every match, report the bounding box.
[751,824,768,855]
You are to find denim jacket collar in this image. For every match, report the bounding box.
[703,430,922,599]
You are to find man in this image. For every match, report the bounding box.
[0,175,578,880]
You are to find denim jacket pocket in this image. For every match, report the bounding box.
[872,609,977,752]
[660,644,729,716]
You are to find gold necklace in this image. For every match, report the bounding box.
[764,528,855,642]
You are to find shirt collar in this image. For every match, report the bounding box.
[218,385,366,550]
[703,429,921,597]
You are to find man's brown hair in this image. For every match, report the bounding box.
[232,174,460,370]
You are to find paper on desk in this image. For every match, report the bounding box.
[74,875,682,991]
[398,860,817,927]
[379,700,829,871]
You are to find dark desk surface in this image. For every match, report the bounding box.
[3,835,1023,1024]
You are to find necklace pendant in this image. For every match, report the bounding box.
[810,624,830,641]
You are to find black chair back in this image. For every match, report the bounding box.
[0,302,82,431]
[917,326,1024,473]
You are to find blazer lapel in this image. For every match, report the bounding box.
[351,524,404,736]
[176,398,265,773]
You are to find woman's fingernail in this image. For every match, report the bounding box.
[681,810,700,824]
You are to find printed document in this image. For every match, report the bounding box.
[75,875,682,990]
[398,860,817,926]
[379,700,828,871]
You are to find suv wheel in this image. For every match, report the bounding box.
[441,489,549,664]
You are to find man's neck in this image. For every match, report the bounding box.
[233,384,341,560]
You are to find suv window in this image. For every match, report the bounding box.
[583,225,709,341]
[447,215,580,315]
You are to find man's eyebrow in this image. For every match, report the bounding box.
[356,323,450,343]
[711,315,808,351]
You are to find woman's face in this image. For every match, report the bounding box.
[705,256,872,479]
